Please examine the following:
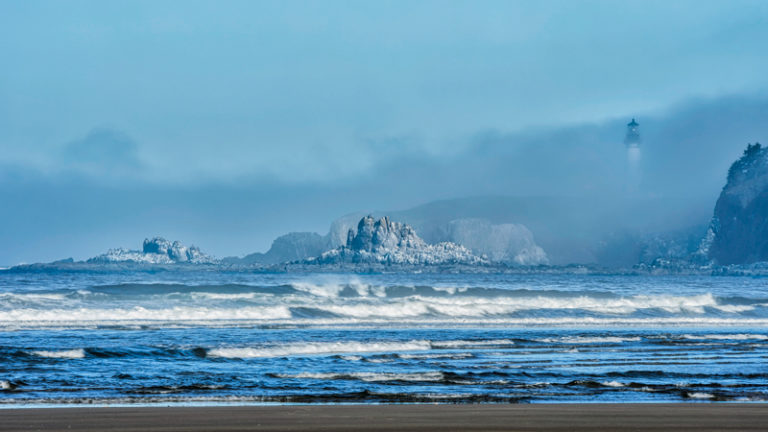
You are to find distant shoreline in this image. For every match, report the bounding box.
[2,404,767,432]
[6,260,768,276]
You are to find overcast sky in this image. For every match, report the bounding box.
[2,1,768,264]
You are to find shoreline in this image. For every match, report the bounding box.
[1,400,766,410]
[2,403,767,432]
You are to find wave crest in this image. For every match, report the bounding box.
[29,349,86,359]
[207,340,432,358]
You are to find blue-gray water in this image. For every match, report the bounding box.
[1,270,767,405]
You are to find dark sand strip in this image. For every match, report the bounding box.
[2,404,767,432]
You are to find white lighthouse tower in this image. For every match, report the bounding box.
[624,118,641,191]
[624,118,640,148]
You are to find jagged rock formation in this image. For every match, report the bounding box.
[311,216,488,266]
[88,237,217,264]
[708,143,768,265]
[325,214,548,265]
[227,213,547,267]
[224,232,328,265]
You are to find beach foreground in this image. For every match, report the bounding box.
[2,404,767,432]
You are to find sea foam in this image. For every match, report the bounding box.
[1,282,766,330]
[272,371,445,382]
[681,334,768,341]
[207,340,432,358]
[30,349,86,359]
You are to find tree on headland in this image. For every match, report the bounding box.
[727,142,764,183]
[744,142,762,157]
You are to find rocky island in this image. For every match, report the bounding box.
[309,215,488,266]
[88,237,218,265]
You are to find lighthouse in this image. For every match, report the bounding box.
[624,118,640,148]
[624,118,641,192]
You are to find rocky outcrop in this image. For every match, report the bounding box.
[312,216,488,266]
[88,237,217,264]
[708,143,768,265]
[325,214,549,265]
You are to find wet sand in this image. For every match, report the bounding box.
[2,404,767,432]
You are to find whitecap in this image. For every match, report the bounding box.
[30,349,85,359]
[190,293,258,300]
[713,305,755,313]
[274,371,444,382]
[430,339,515,348]
[290,279,372,298]
[339,355,363,361]
[398,352,473,360]
[540,336,641,344]
[681,334,768,341]
[686,392,715,399]
[0,305,292,323]
[207,340,431,359]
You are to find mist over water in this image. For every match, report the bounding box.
[626,147,641,193]
[2,94,767,265]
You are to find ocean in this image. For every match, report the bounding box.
[1,269,767,406]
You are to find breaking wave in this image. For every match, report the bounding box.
[2,281,766,329]
[680,334,768,341]
[539,336,642,344]
[3,272,768,406]
[29,349,86,359]
[271,372,445,382]
[207,340,432,358]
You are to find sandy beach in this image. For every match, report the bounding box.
[2,404,767,432]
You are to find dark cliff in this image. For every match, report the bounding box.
[708,143,768,265]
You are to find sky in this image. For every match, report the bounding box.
[2,0,768,264]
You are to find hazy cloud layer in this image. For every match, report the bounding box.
[1,95,766,264]
[2,1,768,184]
[59,128,143,178]
[2,1,768,264]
